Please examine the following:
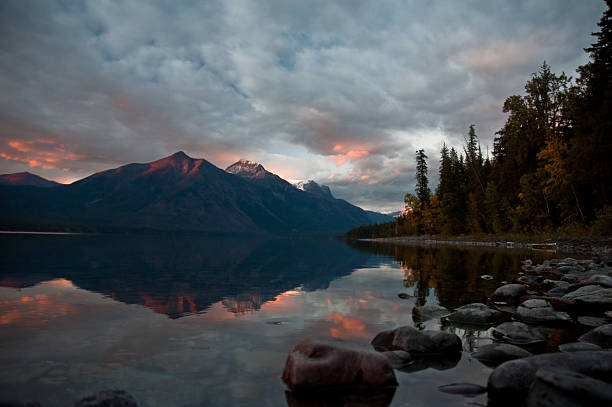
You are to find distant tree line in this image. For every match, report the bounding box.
[348,2,612,239]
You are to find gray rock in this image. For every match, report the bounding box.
[74,390,139,407]
[525,368,612,407]
[438,383,487,397]
[282,340,397,391]
[516,299,571,325]
[397,293,411,299]
[487,351,612,405]
[577,316,610,327]
[381,350,460,373]
[448,303,504,326]
[579,324,612,348]
[558,342,602,352]
[491,284,527,305]
[558,265,583,273]
[546,287,568,297]
[568,274,612,291]
[492,322,546,345]
[412,304,450,322]
[563,285,612,309]
[371,326,462,355]
[472,343,532,367]
[481,274,494,280]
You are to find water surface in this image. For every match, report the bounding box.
[0,234,561,406]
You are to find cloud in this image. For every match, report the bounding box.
[0,0,605,211]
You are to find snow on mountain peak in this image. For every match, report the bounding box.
[226,159,267,178]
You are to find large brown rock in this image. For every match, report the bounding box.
[282,340,398,392]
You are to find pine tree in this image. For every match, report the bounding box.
[415,149,431,211]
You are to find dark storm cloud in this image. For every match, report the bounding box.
[0,0,605,209]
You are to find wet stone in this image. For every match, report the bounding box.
[525,368,612,407]
[447,303,504,326]
[492,321,546,345]
[471,343,532,368]
[516,299,571,325]
[371,326,462,356]
[558,342,602,353]
[490,284,527,305]
[577,316,609,328]
[578,324,612,348]
[563,285,612,309]
[412,304,450,322]
[438,383,487,397]
[397,293,411,299]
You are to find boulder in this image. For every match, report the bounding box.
[567,274,612,291]
[578,324,612,348]
[447,303,503,326]
[381,350,460,373]
[516,299,571,325]
[411,304,450,322]
[563,285,612,310]
[525,368,612,407]
[371,326,462,355]
[487,351,612,405]
[282,340,397,391]
[577,316,609,327]
[558,342,602,352]
[492,322,546,345]
[472,343,532,367]
[491,284,527,305]
[74,390,139,407]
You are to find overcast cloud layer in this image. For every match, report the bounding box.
[0,0,605,212]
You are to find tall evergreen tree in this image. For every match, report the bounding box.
[415,149,431,211]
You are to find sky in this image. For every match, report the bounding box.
[0,0,606,213]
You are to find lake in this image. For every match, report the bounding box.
[0,234,562,406]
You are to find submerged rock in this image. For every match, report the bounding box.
[285,387,396,407]
[282,340,397,391]
[492,322,546,345]
[487,351,612,405]
[437,382,487,397]
[579,324,612,348]
[448,303,504,326]
[516,299,571,325]
[412,304,450,322]
[491,284,527,305]
[381,349,460,373]
[472,343,532,367]
[74,390,139,407]
[397,293,411,299]
[371,326,462,356]
[525,368,612,407]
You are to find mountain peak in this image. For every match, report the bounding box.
[0,171,60,187]
[294,180,334,200]
[226,159,267,179]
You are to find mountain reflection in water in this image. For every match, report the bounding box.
[0,234,371,318]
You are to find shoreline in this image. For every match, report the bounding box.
[358,236,612,258]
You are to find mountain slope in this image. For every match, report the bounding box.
[0,172,60,187]
[0,152,375,234]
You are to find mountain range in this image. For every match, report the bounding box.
[0,152,391,234]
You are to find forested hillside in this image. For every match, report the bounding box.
[348,3,612,239]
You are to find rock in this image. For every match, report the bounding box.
[282,340,397,391]
[371,326,462,355]
[438,383,487,397]
[492,322,546,345]
[518,275,544,286]
[491,284,527,305]
[487,351,612,405]
[516,299,571,325]
[472,343,532,367]
[397,293,411,299]
[546,287,568,297]
[568,274,612,291]
[381,350,460,373]
[558,265,583,273]
[412,304,450,322]
[448,303,504,326]
[522,259,533,266]
[525,368,612,407]
[558,342,602,352]
[74,390,139,407]
[563,285,612,310]
[577,316,609,327]
[578,324,612,348]
[481,274,494,280]
[519,295,577,312]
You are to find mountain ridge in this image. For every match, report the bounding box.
[0,152,386,234]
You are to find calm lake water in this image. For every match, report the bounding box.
[0,234,563,406]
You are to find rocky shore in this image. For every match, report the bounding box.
[283,255,612,406]
[360,236,612,259]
